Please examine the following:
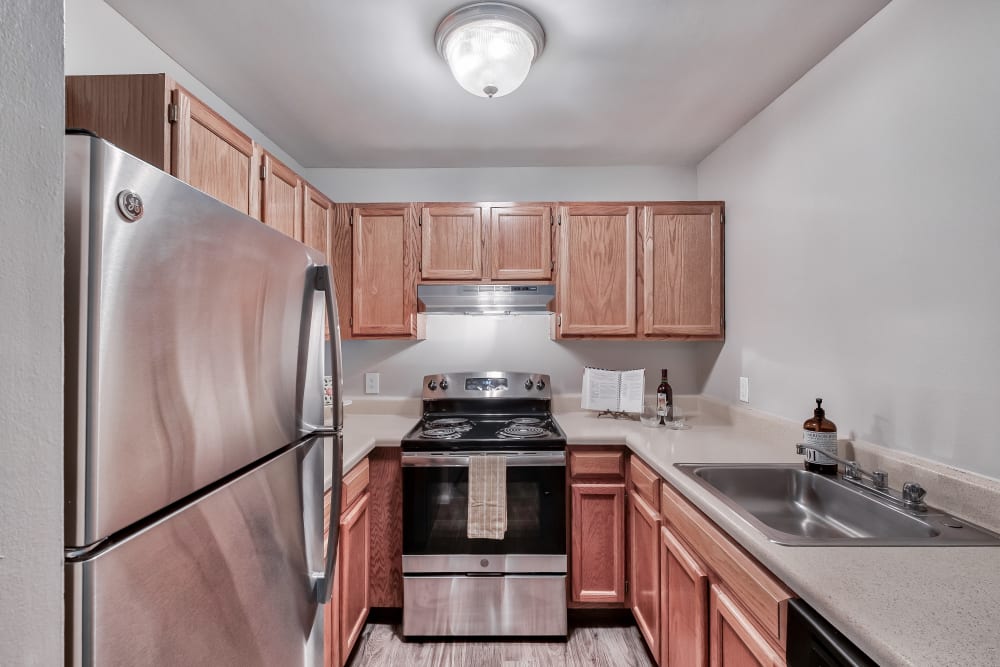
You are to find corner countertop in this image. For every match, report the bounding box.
[325,401,1000,667]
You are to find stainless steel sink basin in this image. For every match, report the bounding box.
[674,463,1000,546]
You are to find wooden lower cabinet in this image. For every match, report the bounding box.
[710,585,783,667]
[660,524,709,667]
[570,483,626,603]
[323,465,373,667]
[339,491,370,663]
[629,491,661,657]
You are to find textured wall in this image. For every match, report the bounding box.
[697,1,1000,479]
[0,0,65,663]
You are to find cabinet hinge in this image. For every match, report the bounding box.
[260,163,268,181]
[349,316,353,328]
[550,259,555,270]
[624,580,629,595]
[419,260,423,272]
[557,313,562,328]
[167,103,179,123]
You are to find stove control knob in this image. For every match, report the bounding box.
[536,379,546,390]
[439,378,449,390]
[524,379,534,390]
[427,380,438,390]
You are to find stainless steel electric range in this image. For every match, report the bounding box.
[400,371,568,638]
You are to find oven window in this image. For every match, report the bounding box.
[403,465,566,555]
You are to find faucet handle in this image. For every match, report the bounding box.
[872,470,889,489]
[902,482,926,505]
[844,461,861,480]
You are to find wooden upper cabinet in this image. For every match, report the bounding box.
[65,75,262,217]
[303,185,332,261]
[171,87,258,217]
[641,203,724,338]
[557,204,637,336]
[352,205,418,337]
[661,524,710,667]
[570,482,626,604]
[260,152,303,241]
[421,205,483,280]
[489,205,552,280]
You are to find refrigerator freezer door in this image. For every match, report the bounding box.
[66,437,325,667]
[65,135,327,547]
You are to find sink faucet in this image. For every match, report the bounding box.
[795,443,928,512]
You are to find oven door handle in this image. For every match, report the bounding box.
[401,451,566,467]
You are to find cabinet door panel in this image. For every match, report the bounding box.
[339,493,370,662]
[421,206,482,279]
[323,490,341,667]
[352,206,417,336]
[629,492,661,657]
[303,186,332,260]
[260,152,302,241]
[710,585,783,667]
[490,205,552,280]
[558,204,636,336]
[642,204,723,337]
[571,483,625,603]
[171,87,257,217]
[661,525,709,667]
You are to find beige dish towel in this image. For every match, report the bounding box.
[467,455,507,539]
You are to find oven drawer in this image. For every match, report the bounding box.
[403,575,567,637]
[403,553,566,574]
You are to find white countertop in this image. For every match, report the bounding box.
[325,401,1000,666]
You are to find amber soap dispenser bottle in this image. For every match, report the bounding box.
[803,398,838,475]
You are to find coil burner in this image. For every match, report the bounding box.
[426,417,473,432]
[498,424,547,439]
[421,427,462,440]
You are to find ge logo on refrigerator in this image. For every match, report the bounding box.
[116,190,144,222]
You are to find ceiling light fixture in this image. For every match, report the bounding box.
[435,2,545,99]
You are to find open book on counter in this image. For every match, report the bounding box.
[581,367,645,413]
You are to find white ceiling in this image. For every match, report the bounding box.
[106,0,888,168]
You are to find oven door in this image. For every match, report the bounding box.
[401,450,566,574]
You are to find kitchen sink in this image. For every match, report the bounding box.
[674,463,1000,546]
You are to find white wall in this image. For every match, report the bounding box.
[343,315,721,398]
[697,1,1000,479]
[0,0,64,663]
[303,164,697,202]
[65,0,304,171]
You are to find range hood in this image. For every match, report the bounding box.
[418,284,555,314]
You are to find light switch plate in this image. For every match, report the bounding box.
[739,376,750,403]
[365,372,380,395]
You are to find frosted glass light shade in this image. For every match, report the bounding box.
[435,3,545,99]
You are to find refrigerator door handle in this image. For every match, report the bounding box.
[315,433,343,604]
[316,264,344,432]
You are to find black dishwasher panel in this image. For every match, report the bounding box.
[786,599,879,667]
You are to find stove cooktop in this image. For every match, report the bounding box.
[401,413,567,451]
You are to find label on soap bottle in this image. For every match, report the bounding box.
[803,430,838,465]
[657,392,668,417]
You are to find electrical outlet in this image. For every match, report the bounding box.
[365,372,380,395]
[739,376,750,403]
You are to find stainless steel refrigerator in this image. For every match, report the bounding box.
[63,132,344,666]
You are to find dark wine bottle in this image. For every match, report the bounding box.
[656,369,673,425]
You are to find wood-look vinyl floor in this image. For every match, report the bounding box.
[345,620,656,667]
